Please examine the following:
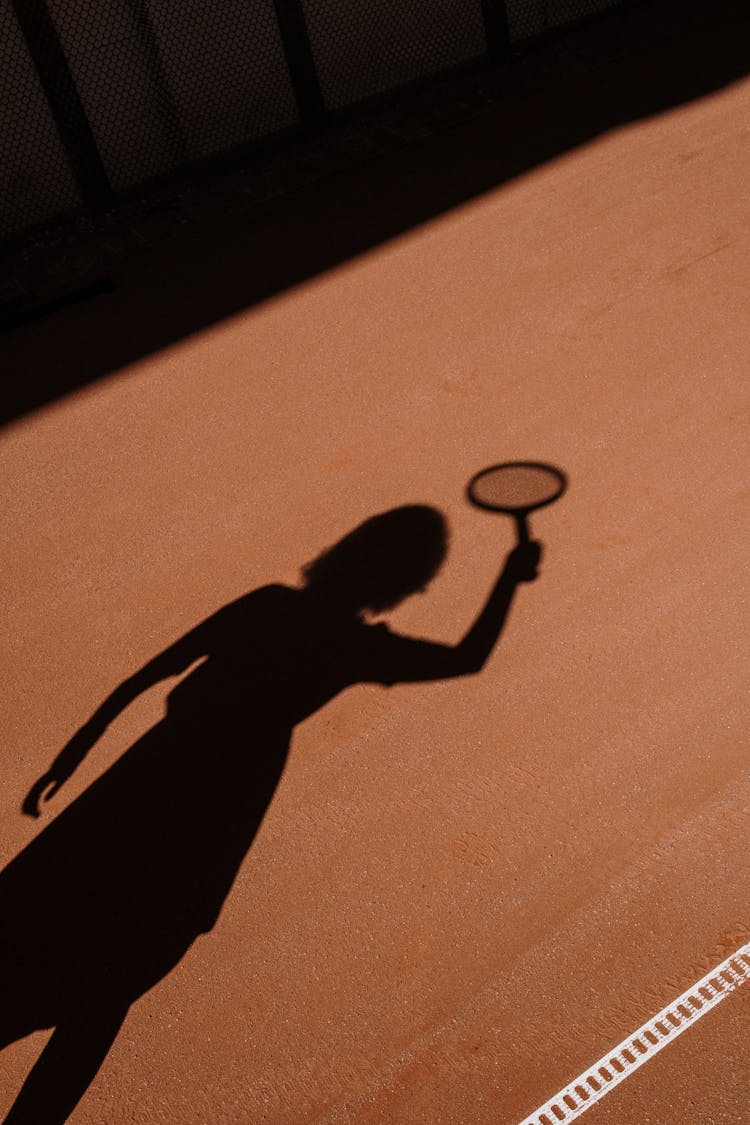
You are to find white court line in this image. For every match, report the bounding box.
[516,941,750,1125]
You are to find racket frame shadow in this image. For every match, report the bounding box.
[466,461,567,544]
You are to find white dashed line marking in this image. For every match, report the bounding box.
[516,941,750,1124]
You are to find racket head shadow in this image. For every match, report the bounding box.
[466,461,567,517]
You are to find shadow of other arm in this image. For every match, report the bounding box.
[379,541,542,685]
[22,610,222,817]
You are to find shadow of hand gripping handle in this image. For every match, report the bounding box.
[505,539,542,583]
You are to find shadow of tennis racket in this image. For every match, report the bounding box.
[467,461,567,543]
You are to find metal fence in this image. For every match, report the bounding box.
[2,0,630,244]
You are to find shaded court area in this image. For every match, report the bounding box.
[1,3,749,1122]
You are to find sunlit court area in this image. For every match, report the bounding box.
[1,1,749,1122]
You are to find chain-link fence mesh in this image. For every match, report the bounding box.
[506,0,621,43]
[2,0,629,245]
[301,0,488,112]
[47,0,299,192]
[1,0,83,241]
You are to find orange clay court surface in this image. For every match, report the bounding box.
[2,28,749,1125]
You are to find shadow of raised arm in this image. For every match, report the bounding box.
[376,540,542,685]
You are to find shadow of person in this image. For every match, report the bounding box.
[1,505,541,1124]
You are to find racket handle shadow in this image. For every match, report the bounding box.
[514,511,531,544]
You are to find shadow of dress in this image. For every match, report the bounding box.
[1,525,537,1124]
[0,581,482,1123]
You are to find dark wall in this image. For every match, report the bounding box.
[2,0,630,243]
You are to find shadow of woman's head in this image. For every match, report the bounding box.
[302,505,448,614]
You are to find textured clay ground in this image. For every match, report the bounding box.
[2,31,749,1125]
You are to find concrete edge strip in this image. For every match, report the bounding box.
[516,940,750,1124]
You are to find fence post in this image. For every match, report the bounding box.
[481,0,513,63]
[11,0,114,211]
[273,0,326,128]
